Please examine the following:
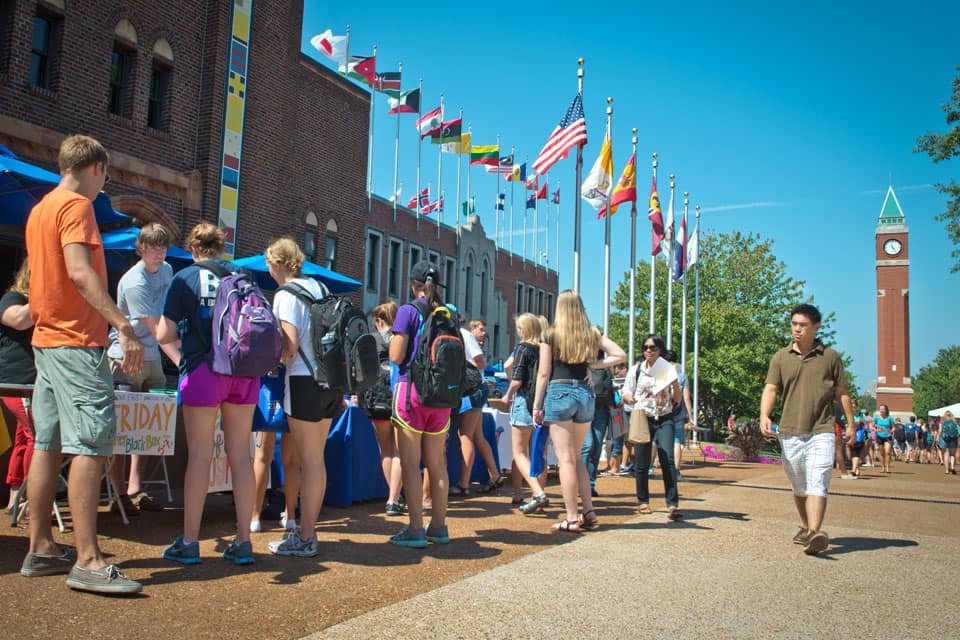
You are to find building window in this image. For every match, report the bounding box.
[147,62,172,130]
[388,238,403,298]
[365,230,382,293]
[444,257,457,302]
[527,288,534,317]
[537,290,544,316]
[479,258,489,316]
[408,245,423,300]
[29,13,55,89]
[545,294,553,322]
[108,44,136,117]
[464,255,475,315]
[428,250,440,265]
[322,219,338,271]
[516,283,524,314]
[493,324,500,359]
[304,211,319,260]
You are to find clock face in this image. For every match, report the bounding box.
[883,239,902,256]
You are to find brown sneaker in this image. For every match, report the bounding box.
[110,494,140,517]
[792,527,810,544]
[803,530,829,556]
[130,491,163,512]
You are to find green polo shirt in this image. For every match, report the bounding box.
[765,341,848,436]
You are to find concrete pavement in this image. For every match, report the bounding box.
[309,463,959,639]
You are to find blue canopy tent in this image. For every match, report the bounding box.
[100,228,194,272]
[233,254,361,294]
[0,145,130,227]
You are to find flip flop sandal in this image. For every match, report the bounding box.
[637,505,654,515]
[552,519,581,533]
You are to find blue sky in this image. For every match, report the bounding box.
[300,0,958,391]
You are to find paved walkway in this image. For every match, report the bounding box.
[309,463,959,639]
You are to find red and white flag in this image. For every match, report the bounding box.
[422,198,444,215]
[310,29,347,67]
[532,94,587,176]
[407,187,429,209]
[415,106,443,139]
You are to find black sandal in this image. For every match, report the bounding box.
[578,510,600,531]
[449,484,470,497]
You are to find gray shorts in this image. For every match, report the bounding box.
[110,357,167,391]
[33,347,116,457]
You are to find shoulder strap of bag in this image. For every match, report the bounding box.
[406,299,432,411]
[277,282,320,380]
[196,259,232,279]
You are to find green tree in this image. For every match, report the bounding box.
[915,66,960,272]
[609,230,857,426]
[912,345,960,417]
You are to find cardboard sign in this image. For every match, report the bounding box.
[112,391,177,456]
[208,427,260,493]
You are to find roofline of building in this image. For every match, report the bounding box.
[298,53,371,102]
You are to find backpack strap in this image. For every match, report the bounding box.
[406,300,432,412]
[196,259,233,279]
[277,282,320,380]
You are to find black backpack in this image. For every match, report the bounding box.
[361,334,394,419]
[592,367,614,407]
[407,300,466,409]
[278,282,379,394]
[893,424,906,443]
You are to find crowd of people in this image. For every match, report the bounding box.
[3,134,952,595]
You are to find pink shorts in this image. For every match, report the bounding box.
[179,361,258,407]
[391,380,451,436]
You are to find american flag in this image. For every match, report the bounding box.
[485,154,515,177]
[552,187,560,205]
[532,95,587,176]
[407,187,429,209]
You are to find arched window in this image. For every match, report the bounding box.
[464,253,475,314]
[479,257,490,315]
[148,38,174,130]
[108,20,138,118]
[304,211,318,259]
[323,218,338,271]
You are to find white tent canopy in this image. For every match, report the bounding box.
[928,402,960,417]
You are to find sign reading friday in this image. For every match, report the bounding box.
[112,391,178,456]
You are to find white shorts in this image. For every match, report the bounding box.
[780,432,835,498]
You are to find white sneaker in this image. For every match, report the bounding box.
[250,519,262,533]
[279,512,297,531]
[268,532,318,557]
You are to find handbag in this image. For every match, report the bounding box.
[252,369,289,433]
[628,409,651,444]
[530,424,550,477]
[609,407,626,439]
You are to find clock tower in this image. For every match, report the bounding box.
[874,186,913,417]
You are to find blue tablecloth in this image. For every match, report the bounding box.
[323,406,389,506]
[445,411,502,485]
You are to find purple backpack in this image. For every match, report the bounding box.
[198,260,282,378]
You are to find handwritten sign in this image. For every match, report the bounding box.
[112,391,177,456]
[208,424,259,493]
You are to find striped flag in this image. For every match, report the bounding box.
[672,208,687,280]
[686,218,699,268]
[532,94,588,176]
[416,106,443,139]
[442,131,471,154]
[552,186,560,205]
[388,88,420,114]
[341,55,376,84]
[648,177,665,256]
[372,71,401,97]
[599,152,636,218]
[431,118,462,144]
[470,145,499,166]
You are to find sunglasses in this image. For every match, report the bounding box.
[642,344,659,351]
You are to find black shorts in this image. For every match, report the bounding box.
[847,441,867,458]
[286,375,343,422]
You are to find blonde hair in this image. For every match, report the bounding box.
[8,258,29,297]
[546,289,599,364]
[945,411,956,422]
[265,237,304,276]
[136,223,172,253]
[469,319,487,331]
[515,313,542,345]
[185,223,225,258]
[373,300,398,325]
[59,134,109,173]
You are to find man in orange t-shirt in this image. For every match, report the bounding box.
[22,134,144,595]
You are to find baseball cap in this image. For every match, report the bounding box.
[410,260,442,286]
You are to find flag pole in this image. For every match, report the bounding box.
[693,203,701,430]
[367,44,377,214]
[523,155,529,267]
[393,62,401,223]
[509,147,517,266]
[534,175,539,274]
[649,152,658,334]
[436,93,444,240]
[666,173,675,349]
[543,176,549,270]
[466,122,472,216]
[573,58,585,293]
[555,178,560,276]
[681,191,689,374]
[416,78,423,231]
[628,128,638,365]
[602,97,613,336]
[496,133,502,256]
[455,107,463,245]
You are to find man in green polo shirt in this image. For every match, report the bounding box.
[760,304,855,556]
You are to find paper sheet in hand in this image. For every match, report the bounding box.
[648,357,678,395]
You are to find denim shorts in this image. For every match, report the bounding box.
[510,392,534,428]
[543,381,595,424]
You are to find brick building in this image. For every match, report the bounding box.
[0,0,557,361]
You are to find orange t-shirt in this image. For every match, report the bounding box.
[25,188,109,348]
